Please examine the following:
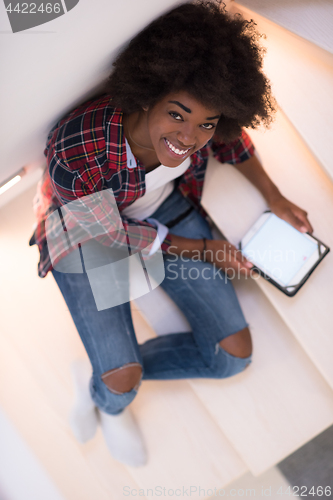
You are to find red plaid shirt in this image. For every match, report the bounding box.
[29,94,255,278]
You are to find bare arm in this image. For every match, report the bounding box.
[166,234,253,277]
[233,154,313,233]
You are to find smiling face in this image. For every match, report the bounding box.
[144,91,221,167]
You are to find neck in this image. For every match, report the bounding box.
[123,111,155,152]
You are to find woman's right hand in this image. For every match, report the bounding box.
[204,239,253,278]
[167,234,253,278]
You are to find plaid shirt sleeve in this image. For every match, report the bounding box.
[210,129,255,164]
[46,150,171,269]
[30,97,172,277]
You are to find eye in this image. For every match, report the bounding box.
[201,123,216,130]
[169,111,183,121]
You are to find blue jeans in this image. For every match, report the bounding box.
[52,188,251,415]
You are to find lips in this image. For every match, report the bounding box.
[164,138,191,157]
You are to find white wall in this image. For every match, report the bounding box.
[0,0,181,189]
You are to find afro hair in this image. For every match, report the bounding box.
[105,0,276,142]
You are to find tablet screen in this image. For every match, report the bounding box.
[241,214,318,286]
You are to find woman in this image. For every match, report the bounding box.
[30,0,312,466]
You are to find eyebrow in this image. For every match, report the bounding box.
[168,100,220,120]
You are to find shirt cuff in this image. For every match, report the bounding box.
[145,218,169,256]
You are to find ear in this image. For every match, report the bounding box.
[142,105,149,112]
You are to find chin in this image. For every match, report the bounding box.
[163,158,184,168]
[158,138,191,166]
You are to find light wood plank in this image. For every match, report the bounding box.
[233,0,333,54]
[0,334,140,500]
[229,3,333,181]
[135,263,333,475]
[133,268,333,475]
[189,277,333,475]
[206,467,291,500]
[202,108,333,389]
[0,406,65,500]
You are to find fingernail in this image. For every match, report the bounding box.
[245,262,253,268]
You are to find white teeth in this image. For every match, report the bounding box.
[165,139,189,156]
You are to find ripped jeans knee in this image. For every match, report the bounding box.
[89,363,143,415]
[101,362,143,395]
[211,342,252,378]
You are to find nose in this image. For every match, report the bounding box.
[177,123,196,147]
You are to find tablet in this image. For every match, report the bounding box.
[239,211,330,296]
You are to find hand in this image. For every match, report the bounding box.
[269,195,313,234]
[204,239,253,278]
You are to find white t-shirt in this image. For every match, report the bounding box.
[121,139,191,256]
[122,139,191,221]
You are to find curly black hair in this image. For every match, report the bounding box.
[105,0,276,142]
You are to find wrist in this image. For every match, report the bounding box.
[201,238,207,261]
[264,185,283,207]
[167,234,210,259]
[201,238,213,263]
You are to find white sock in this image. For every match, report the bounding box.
[98,407,147,467]
[69,358,98,443]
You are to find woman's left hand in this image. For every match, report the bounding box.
[269,195,313,234]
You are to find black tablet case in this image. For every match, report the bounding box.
[239,212,330,297]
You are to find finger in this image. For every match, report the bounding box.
[237,263,252,277]
[225,247,242,265]
[225,243,239,256]
[225,245,250,265]
[220,258,238,277]
[235,250,253,268]
[227,258,252,277]
[220,247,252,276]
[236,252,253,269]
[282,210,309,233]
[297,212,314,234]
[224,267,249,278]
[307,220,314,234]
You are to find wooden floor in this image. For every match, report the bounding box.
[0,403,292,500]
